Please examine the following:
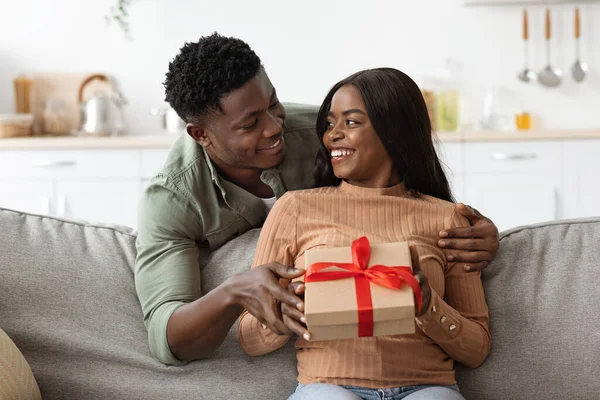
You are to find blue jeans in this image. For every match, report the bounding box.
[288,383,464,400]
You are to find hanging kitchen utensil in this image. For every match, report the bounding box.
[571,7,588,83]
[518,9,536,83]
[538,8,562,88]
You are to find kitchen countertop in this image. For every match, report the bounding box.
[1,130,599,149]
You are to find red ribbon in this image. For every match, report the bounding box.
[305,237,422,337]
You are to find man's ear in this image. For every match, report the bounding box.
[186,123,211,147]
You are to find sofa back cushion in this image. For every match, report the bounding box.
[456,218,600,400]
[0,208,296,400]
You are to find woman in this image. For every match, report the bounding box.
[238,68,490,400]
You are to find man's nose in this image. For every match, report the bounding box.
[264,113,283,138]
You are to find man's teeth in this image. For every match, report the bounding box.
[268,139,281,149]
[331,149,355,157]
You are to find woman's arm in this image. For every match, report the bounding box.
[416,210,491,368]
[238,193,301,356]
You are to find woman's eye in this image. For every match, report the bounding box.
[347,120,358,126]
[326,121,334,128]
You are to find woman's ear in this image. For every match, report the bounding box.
[187,123,211,147]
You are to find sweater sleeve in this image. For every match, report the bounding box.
[238,193,298,356]
[414,208,491,368]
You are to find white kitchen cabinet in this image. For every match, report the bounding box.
[464,174,559,232]
[562,141,600,219]
[0,148,163,229]
[463,141,561,232]
[0,181,53,215]
[55,180,141,228]
[2,135,599,232]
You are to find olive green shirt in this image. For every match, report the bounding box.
[135,104,321,365]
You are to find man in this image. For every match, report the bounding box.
[135,33,499,365]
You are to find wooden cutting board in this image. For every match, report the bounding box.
[30,73,113,135]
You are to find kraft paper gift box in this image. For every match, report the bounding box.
[304,238,418,341]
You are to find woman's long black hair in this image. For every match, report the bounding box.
[313,68,454,203]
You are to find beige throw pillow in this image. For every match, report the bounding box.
[0,327,42,400]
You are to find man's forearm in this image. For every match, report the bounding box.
[166,280,243,362]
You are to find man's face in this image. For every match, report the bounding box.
[198,69,287,172]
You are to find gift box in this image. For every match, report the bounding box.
[304,237,420,341]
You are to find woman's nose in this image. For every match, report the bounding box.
[327,124,344,141]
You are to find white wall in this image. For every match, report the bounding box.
[1,0,599,135]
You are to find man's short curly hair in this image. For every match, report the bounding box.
[164,33,262,123]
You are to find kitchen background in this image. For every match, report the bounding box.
[0,0,599,231]
[1,0,599,132]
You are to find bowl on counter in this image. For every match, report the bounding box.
[0,114,34,138]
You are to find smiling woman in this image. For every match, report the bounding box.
[314,68,454,202]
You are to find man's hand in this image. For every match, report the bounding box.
[226,263,305,335]
[410,245,432,317]
[281,281,311,341]
[438,203,500,272]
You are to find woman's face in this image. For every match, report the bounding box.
[323,84,400,188]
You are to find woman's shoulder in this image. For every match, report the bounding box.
[416,194,469,229]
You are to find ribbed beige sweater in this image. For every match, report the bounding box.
[238,181,490,388]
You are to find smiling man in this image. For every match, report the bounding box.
[134,33,499,365]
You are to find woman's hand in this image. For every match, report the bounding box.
[410,245,432,317]
[280,281,311,341]
[438,203,500,272]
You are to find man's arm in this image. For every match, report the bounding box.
[438,203,500,272]
[135,184,302,364]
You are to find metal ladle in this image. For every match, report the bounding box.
[518,9,536,82]
[538,8,562,88]
[572,7,588,83]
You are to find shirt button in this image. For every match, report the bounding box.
[449,325,457,331]
[440,316,447,323]
[432,305,437,313]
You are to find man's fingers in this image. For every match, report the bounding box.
[456,260,489,272]
[446,250,494,263]
[281,302,306,324]
[266,263,305,279]
[283,315,310,340]
[287,281,305,296]
[409,245,422,273]
[455,203,483,224]
[271,285,304,312]
[267,317,292,336]
[438,238,489,251]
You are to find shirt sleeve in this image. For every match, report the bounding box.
[414,208,491,368]
[135,182,204,365]
[238,193,298,356]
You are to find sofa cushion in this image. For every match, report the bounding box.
[3,206,599,400]
[0,207,296,400]
[456,217,600,400]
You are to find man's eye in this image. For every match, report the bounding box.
[269,100,280,109]
[242,120,258,130]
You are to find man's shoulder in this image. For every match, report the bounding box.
[282,102,319,133]
[147,134,212,199]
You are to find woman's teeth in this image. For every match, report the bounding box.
[331,149,355,157]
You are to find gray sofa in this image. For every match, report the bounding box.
[1,206,599,400]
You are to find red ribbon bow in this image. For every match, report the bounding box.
[305,237,422,337]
